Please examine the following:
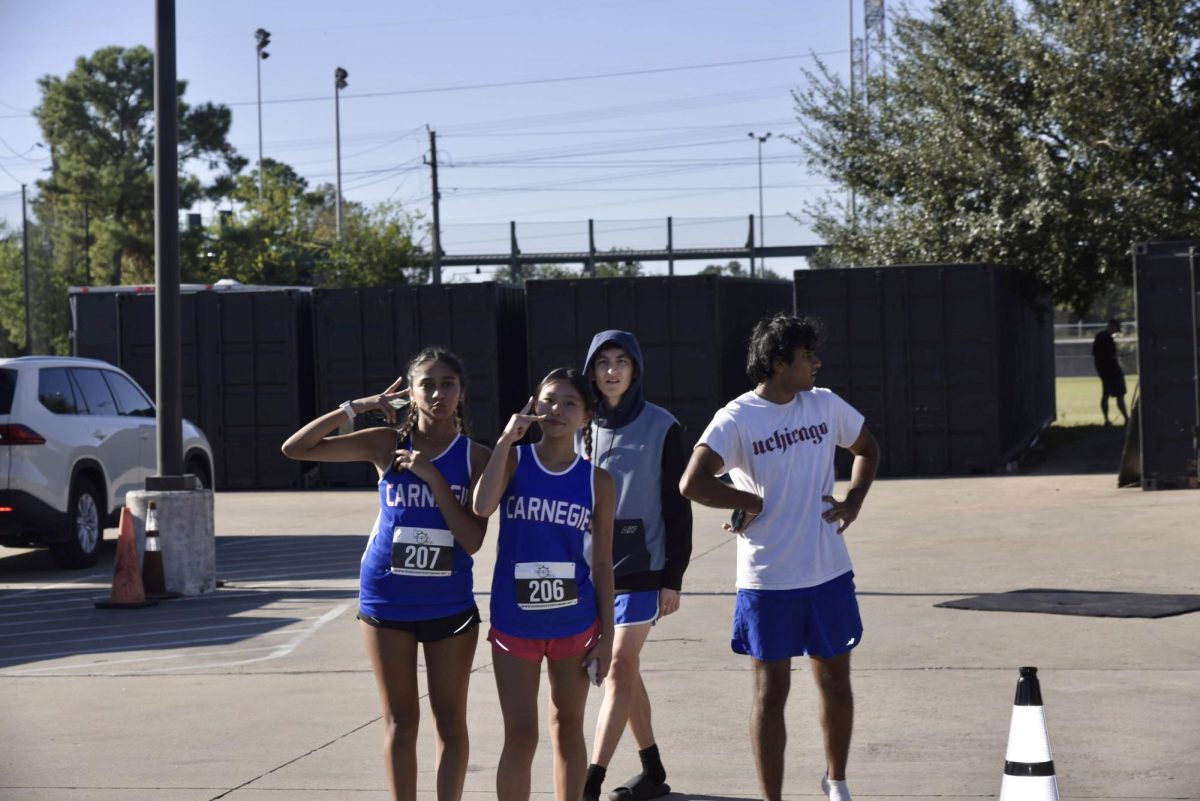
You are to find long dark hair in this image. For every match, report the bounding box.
[535,367,595,459]
[396,346,470,444]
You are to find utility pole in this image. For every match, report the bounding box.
[255,28,271,202]
[749,131,772,276]
[83,200,90,285]
[848,0,857,232]
[154,0,183,482]
[21,184,32,355]
[334,67,348,240]
[426,127,443,284]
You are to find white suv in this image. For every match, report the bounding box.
[0,356,213,568]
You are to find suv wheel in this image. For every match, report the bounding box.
[185,456,212,489]
[50,478,104,569]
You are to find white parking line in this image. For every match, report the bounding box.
[0,614,328,645]
[0,571,110,600]
[0,594,102,615]
[0,604,350,675]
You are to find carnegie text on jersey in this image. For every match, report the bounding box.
[504,495,594,532]
[385,482,470,508]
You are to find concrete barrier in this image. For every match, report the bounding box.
[126,489,216,595]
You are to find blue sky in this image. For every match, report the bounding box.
[0,1,900,278]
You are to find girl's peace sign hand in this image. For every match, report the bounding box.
[500,396,546,445]
[358,376,411,425]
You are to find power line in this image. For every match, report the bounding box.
[224,51,844,108]
[449,156,798,169]
[440,120,798,138]
[0,159,26,187]
[439,85,794,136]
[441,135,765,168]
[443,214,778,230]
[449,183,826,194]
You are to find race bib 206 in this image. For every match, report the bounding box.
[515,561,579,610]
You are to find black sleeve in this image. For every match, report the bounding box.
[658,423,693,591]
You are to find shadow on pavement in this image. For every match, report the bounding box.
[1021,423,1128,477]
[0,533,365,671]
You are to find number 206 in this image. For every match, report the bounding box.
[528,579,565,602]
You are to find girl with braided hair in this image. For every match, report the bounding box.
[282,346,490,801]
[472,367,615,801]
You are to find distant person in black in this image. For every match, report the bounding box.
[1092,319,1128,426]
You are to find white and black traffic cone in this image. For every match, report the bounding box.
[999,666,1060,801]
[142,501,180,601]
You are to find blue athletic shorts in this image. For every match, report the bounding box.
[731,572,862,661]
[614,590,659,627]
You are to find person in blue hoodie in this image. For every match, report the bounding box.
[579,330,693,801]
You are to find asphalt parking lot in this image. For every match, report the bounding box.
[2,472,1198,800]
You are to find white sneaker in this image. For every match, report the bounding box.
[821,774,852,801]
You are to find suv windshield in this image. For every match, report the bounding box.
[0,368,14,414]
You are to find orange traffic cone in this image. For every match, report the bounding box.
[999,666,1059,801]
[94,507,158,609]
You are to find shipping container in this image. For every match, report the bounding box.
[68,290,121,365]
[524,276,793,446]
[793,264,1055,476]
[1131,242,1200,489]
[69,284,314,489]
[311,284,527,487]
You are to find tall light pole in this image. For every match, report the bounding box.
[255,28,271,202]
[334,67,348,240]
[748,131,772,276]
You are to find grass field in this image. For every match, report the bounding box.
[1056,374,1137,426]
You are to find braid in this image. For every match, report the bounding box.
[455,399,471,437]
[582,420,594,461]
[394,402,419,447]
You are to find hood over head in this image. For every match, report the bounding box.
[583,329,645,429]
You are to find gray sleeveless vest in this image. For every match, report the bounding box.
[586,402,677,579]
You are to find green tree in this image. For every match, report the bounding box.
[493,263,580,284]
[492,253,643,284]
[793,0,1200,315]
[193,160,327,285]
[700,259,781,279]
[324,199,429,287]
[187,162,427,286]
[0,224,27,354]
[593,253,643,277]
[0,213,71,354]
[34,45,242,287]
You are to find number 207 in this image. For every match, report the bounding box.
[528,578,565,602]
[404,545,441,569]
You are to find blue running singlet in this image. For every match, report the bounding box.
[359,432,476,622]
[490,444,598,639]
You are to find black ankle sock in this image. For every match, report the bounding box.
[638,744,667,784]
[584,763,606,797]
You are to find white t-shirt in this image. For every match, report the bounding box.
[698,388,865,591]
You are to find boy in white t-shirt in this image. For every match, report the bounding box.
[680,313,879,801]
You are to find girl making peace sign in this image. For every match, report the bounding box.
[282,347,491,801]
[473,368,616,801]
